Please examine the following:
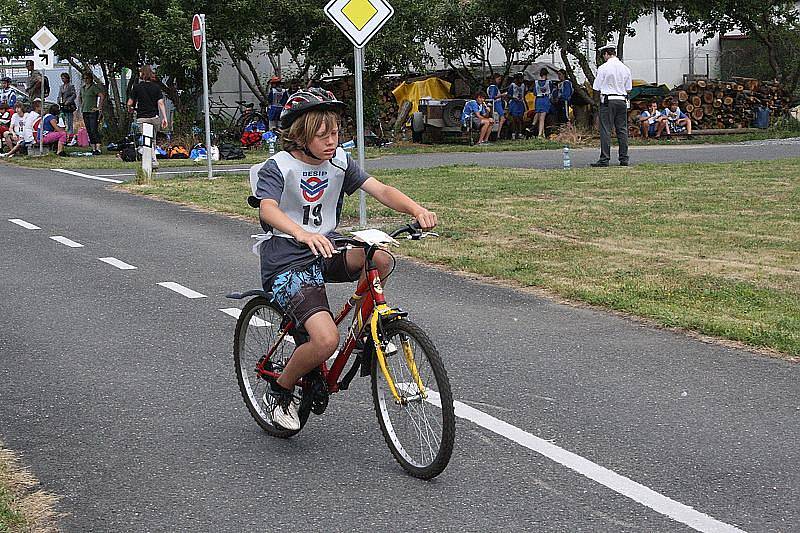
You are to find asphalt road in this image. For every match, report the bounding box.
[54,137,800,181]
[1,163,798,532]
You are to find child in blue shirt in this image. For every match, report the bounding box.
[486,73,507,139]
[665,102,692,135]
[507,73,526,139]
[461,90,494,144]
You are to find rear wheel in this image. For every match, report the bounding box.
[371,319,455,479]
[233,296,309,438]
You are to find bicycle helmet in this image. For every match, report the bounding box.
[280,87,346,130]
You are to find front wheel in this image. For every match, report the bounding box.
[371,319,455,479]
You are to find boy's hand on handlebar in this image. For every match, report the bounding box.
[295,230,335,258]
[414,209,438,231]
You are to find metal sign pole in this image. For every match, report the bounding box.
[39,69,44,154]
[200,14,213,179]
[354,46,366,227]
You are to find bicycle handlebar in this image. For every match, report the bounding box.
[331,221,434,252]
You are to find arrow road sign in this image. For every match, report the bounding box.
[31,49,54,70]
[324,0,393,48]
[31,26,57,50]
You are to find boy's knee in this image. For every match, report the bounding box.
[374,251,393,277]
[313,328,340,356]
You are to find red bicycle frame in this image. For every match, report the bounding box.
[256,256,387,393]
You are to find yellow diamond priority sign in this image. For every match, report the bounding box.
[325,0,394,48]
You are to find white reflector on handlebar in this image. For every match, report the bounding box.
[351,229,399,246]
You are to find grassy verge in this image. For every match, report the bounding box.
[2,128,797,169]
[0,446,59,532]
[121,159,800,357]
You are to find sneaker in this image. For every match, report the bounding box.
[590,162,609,168]
[92,149,101,156]
[265,383,301,430]
[67,138,77,146]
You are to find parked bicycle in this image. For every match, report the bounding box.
[209,96,267,143]
[228,222,455,479]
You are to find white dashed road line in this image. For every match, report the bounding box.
[414,387,744,533]
[158,282,207,299]
[219,307,291,338]
[98,257,137,270]
[8,218,41,230]
[51,168,124,184]
[50,236,84,248]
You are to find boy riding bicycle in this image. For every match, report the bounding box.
[252,88,437,430]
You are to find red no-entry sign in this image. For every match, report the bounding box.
[192,14,203,51]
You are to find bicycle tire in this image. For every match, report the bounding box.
[235,112,267,139]
[370,319,455,479]
[233,296,310,438]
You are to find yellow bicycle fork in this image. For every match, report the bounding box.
[369,305,427,404]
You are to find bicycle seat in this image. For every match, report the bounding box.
[226,289,271,300]
[235,100,248,106]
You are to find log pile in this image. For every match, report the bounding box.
[324,76,401,137]
[628,77,792,131]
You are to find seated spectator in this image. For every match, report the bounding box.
[2,101,37,158]
[40,103,68,156]
[461,90,494,145]
[2,102,25,155]
[639,101,668,139]
[0,77,16,108]
[0,101,12,137]
[664,102,692,135]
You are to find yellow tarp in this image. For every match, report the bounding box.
[391,78,452,115]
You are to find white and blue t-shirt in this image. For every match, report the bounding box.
[253,147,369,283]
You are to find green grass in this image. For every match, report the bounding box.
[120,158,800,357]
[0,462,27,532]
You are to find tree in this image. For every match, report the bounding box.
[429,0,548,87]
[662,0,800,94]
[538,1,652,88]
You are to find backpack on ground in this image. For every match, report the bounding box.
[168,145,189,159]
[119,145,137,162]
[219,143,245,160]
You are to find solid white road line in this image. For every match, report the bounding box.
[416,387,744,533]
[98,257,137,270]
[157,282,207,299]
[95,168,251,178]
[51,168,124,184]
[50,236,84,248]
[8,218,41,230]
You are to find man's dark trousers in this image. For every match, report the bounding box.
[599,99,629,164]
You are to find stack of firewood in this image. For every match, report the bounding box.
[324,77,401,135]
[629,77,791,131]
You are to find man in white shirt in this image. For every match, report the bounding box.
[591,42,632,167]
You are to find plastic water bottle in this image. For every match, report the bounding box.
[563,146,571,169]
[268,138,276,155]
